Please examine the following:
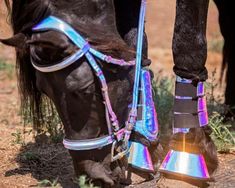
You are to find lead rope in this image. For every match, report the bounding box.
[124,0,146,143]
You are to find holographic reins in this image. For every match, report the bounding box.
[31,0,147,161]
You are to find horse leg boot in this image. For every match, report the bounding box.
[160,77,218,180]
[114,0,161,180]
[160,0,218,182]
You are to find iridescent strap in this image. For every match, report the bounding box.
[63,128,125,150]
[111,0,147,161]
[32,16,135,73]
[123,0,147,145]
[173,76,208,129]
[174,111,208,128]
[174,97,207,113]
[175,77,204,98]
[63,136,114,150]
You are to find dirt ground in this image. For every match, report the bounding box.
[0,0,234,187]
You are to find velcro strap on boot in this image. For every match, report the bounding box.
[174,111,208,128]
[174,97,207,114]
[174,76,208,129]
[175,78,204,98]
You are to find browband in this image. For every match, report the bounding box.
[32,16,135,73]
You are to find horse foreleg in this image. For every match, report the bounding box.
[171,0,218,175]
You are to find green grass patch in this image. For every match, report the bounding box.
[37,178,59,187]
[74,176,100,188]
[23,98,64,144]
[207,33,224,53]
[209,113,235,153]
[0,58,14,79]
[11,129,25,145]
[152,74,174,134]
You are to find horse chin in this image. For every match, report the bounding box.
[69,149,129,187]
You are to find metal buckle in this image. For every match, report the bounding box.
[111,140,129,162]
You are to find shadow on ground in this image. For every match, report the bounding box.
[4,141,78,187]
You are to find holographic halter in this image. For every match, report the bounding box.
[31,0,147,161]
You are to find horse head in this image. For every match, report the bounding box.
[1,0,141,186]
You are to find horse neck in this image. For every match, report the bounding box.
[10,0,119,35]
[55,0,119,34]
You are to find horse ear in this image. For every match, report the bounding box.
[0,33,28,49]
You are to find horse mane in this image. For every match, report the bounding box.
[3,0,53,131]
[4,0,134,131]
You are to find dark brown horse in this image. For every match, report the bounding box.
[1,0,223,187]
[170,0,218,176]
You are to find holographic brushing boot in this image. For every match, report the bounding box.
[128,69,159,173]
[159,76,210,180]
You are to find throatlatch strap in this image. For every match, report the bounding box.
[174,77,208,128]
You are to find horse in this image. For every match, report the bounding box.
[1,0,220,187]
[1,0,158,187]
[168,0,218,179]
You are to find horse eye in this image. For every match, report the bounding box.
[30,32,76,65]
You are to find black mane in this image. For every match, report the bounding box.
[4,0,53,129]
